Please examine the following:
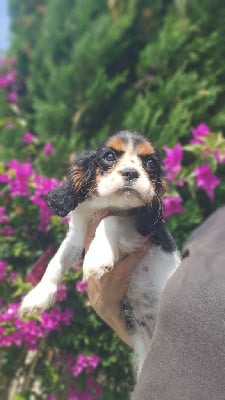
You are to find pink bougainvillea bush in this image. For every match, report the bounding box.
[0,58,134,400]
[0,58,225,399]
[162,122,225,245]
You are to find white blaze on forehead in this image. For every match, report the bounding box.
[116,142,142,169]
[96,140,155,205]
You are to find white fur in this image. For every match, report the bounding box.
[20,197,180,373]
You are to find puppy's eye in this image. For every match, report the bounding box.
[145,158,157,171]
[103,151,116,165]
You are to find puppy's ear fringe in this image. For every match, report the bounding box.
[158,178,168,197]
[47,150,97,217]
[154,169,168,197]
[47,179,78,217]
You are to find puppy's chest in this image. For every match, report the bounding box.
[125,244,180,339]
[127,246,167,318]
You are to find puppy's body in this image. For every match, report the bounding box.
[20,131,180,373]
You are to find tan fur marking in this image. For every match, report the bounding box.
[153,177,167,197]
[71,166,98,195]
[136,141,155,156]
[161,178,168,195]
[107,137,126,152]
[71,167,85,192]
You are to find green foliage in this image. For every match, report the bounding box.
[8,0,225,160]
[8,0,172,159]
[2,0,225,398]
[0,90,134,399]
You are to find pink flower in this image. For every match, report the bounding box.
[88,354,101,369]
[8,160,33,179]
[30,195,52,231]
[0,70,17,87]
[85,376,103,398]
[163,195,184,218]
[15,318,44,349]
[40,306,73,331]
[22,131,35,144]
[60,308,74,326]
[32,173,59,196]
[0,330,22,347]
[56,283,67,302]
[1,226,15,236]
[0,215,9,224]
[7,91,18,104]
[76,280,87,293]
[214,150,225,164]
[43,142,54,156]
[0,260,7,281]
[0,302,19,321]
[194,164,221,200]
[163,143,183,181]
[8,160,34,196]
[8,160,33,196]
[190,123,210,145]
[41,309,61,331]
[30,174,59,231]
[71,354,101,377]
[8,272,19,281]
[0,302,47,350]
[0,206,8,224]
[0,173,10,183]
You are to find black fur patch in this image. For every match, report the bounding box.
[47,150,97,217]
[131,200,177,253]
[47,179,78,217]
[121,297,136,332]
[151,222,177,253]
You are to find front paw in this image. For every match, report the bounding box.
[19,282,57,316]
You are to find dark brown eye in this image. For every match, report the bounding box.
[145,158,156,171]
[103,151,116,165]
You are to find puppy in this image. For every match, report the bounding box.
[20,131,180,373]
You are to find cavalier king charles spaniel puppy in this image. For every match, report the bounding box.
[20,130,180,373]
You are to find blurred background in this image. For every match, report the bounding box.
[0,1,225,399]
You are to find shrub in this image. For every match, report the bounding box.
[1,57,225,399]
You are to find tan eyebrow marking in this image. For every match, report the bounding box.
[107,137,126,152]
[136,141,155,156]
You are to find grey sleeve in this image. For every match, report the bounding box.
[132,207,225,400]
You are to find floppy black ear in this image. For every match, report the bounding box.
[47,179,78,217]
[47,150,97,217]
[135,198,164,236]
[134,199,176,252]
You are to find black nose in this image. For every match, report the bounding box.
[121,169,139,181]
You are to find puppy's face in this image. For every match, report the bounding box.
[47,131,166,216]
[95,131,164,206]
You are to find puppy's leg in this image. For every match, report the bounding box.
[83,216,120,279]
[20,211,88,315]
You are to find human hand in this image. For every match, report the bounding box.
[84,211,151,347]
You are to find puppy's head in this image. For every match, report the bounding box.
[96,131,166,207]
[47,131,166,216]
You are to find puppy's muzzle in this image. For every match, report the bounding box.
[120,168,139,183]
